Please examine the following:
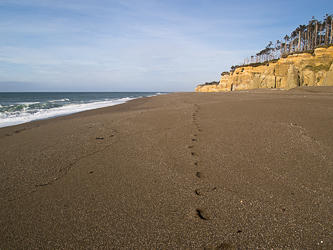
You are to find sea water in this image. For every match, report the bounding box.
[0,92,165,128]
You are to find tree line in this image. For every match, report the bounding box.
[231,14,333,71]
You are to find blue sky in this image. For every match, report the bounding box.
[0,0,332,92]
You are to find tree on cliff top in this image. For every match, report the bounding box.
[235,14,333,71]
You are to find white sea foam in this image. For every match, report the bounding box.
[148,92,164,97]
[49,98,70,102]
[0,97,134,128]
[17,102,40,105]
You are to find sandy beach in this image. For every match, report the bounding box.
[1,88,333,249]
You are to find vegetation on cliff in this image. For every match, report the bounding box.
[200,81,220,86]
[196,45,333,92]
[197,15,333,91]
[304,60,333,73]
[230,14,333,71]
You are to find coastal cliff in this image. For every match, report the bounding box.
[195,46,333,92]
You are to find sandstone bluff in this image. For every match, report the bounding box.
[195,46,333,92]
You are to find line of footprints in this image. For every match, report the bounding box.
[190,104,216,221]
[191,105,242,249]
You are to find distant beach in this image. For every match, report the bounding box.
[1,88,333,249]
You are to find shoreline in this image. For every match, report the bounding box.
[1,88,333,248]
[0,92,166,128]
[0,95,149,135]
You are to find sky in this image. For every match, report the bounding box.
[0,0,332,92]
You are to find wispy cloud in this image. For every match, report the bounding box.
[0,0,332,91]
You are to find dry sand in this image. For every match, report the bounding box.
[1,88,333,249]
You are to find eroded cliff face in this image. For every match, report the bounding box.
[195,46,333,92]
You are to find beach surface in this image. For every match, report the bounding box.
[1,88,333,249]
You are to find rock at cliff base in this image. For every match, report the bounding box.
[261,75,276,88]
[322,63,333,86]
[300,69,316,86]
[286,64,300,90]
[249,75,260,89]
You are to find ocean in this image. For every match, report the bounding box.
[0,92,165,128]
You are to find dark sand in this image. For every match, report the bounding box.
[1,88,333,249]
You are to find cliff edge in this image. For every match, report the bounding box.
[195,46,333,92]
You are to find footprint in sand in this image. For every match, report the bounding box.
[195,187,217,196]
[196,209,211,220]
[204,243,236,250]
[195,189,204,195]
[196,171,204,178]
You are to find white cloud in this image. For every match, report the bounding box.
[1,0,332,91]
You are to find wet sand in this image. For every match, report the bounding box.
[1,88,333,249]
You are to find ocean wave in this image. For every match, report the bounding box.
[17,101,40,105]
[0,92,165,128]
[0,97,135,128]
[49,98,70,103]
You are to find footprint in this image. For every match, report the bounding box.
[195,189,204,195]
[196,209,211,220]
[195,187,217,195]
[205,243,236,250]
[196,172,204,178]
